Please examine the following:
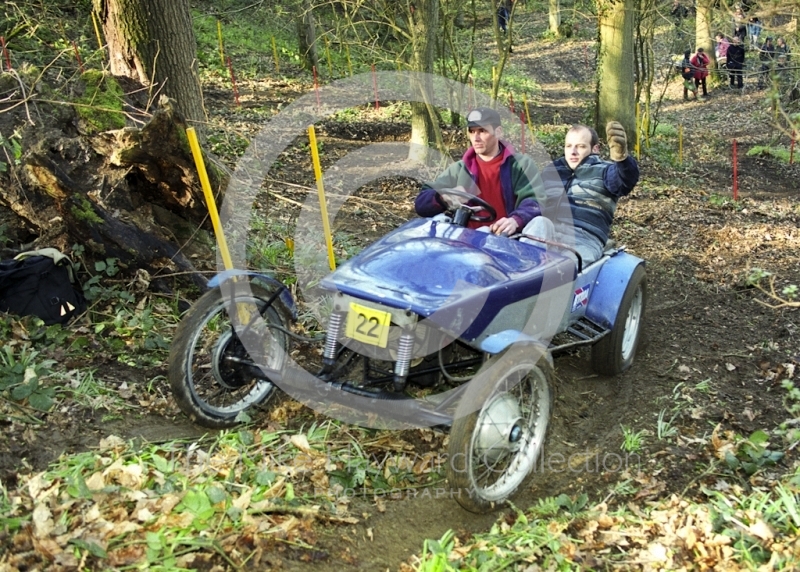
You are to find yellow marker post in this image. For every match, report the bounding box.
[91,12,104,53]
[186,127,234,270]
[324,36,334,79]
[523,94,534,143]
[217,20,225,66]
[271,36,280,74]
[307,125,336,271]
[345,44,353,76]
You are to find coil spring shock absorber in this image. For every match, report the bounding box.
[322,311,345,370]
[393,330,414,392]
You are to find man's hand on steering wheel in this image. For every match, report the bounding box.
[436,187,497,223]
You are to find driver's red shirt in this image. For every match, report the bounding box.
[468,152,507,229]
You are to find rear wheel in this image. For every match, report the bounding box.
[168,281,291,428]
[591,265,646,375]
[447,347,552,513]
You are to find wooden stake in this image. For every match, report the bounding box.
[313,65,321,111]
[271,36,280,74]
[217,20,225,66]
[91,12,104,54]
[324,37,333,79]
[0,37,10,71]
[371,64,379,110]
[226,56,240,106]
[71,40,84,73]
[186,127,233,270]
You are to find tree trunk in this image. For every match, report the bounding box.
[408,0,443,164]
[596,0,636,139]
[94,0,207,128]
[297,0,319,72]
[695,0,715,68]
[549,0,561,36]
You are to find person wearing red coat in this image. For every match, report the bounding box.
[691,47,710,97]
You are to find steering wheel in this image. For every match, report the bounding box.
[436,188,497,223]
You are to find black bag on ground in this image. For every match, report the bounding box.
[0,248,86,325]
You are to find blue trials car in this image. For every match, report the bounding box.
[168,196,646,512]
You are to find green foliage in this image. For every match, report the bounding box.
[75,71,126,133]
[0,344,57,411]
[70,196,103,224]
[0,129,22,173]
[723,430,784,476]
[620,424,647,453]
[707,193,743,210]
[747,145,793,164]
[418,530,456,572]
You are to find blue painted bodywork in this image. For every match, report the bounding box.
[320,219,577,343]
[585,251,645,329]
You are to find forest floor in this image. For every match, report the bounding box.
[2,9,800,572]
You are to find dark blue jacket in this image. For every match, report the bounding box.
[546,154,639,244]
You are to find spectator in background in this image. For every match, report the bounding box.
[497,0,511,33]
[680,50,698,101]
[758,37,776,89]
[691,47,710,98]
[776,37,791,60]
[671,0,689,26]
[732,7,747,43]
[715,33,730,79]
[775,38,791,86]
[748,17,762,47]
[727,35,746,89]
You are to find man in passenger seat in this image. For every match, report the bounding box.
[525,122,640,266]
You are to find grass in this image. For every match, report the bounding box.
[620,424,647,453]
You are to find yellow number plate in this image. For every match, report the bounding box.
[345,303,391,348]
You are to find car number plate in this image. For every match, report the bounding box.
[345,303,391,348]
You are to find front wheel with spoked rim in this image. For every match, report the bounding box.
[447,346,553,513]
[168,280,291,428]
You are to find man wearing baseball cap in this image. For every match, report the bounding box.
[414,106,547,236]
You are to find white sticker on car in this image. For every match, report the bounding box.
[571,284,591,312]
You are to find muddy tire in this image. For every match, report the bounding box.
[168,280,291,428]
[447,346,552,513]
[591,265,646,375]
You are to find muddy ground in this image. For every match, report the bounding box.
[2,14,800,572]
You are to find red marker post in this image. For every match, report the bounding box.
[371,64,379,110]
[732,139,739,201]
[519,113,526,153]
[0,37,10,71]
[226,56,240,106]
[72,40,84,73]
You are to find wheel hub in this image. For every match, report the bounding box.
[212,330,250,389]
[476,393,523,464]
